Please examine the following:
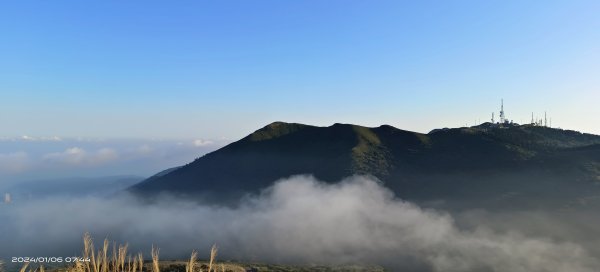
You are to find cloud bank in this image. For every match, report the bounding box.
[0,176,598,271]
[42,147,118,166]
[0,138,226,183]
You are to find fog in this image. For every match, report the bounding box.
[1,175,598,272]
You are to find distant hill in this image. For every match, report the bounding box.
[130,122,600,209]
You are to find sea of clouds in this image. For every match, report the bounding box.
[1,175,599,272]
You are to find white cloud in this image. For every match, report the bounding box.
[43,147,86,165]
[136,144,154,154]
[45,136,62,141]
[43,147,118,166]
[0,138,223,179]
[193,139,214,147]
[21,135,36,141]
[17,136,62,142]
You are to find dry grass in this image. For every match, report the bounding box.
[137,253,143,272]
[208,245,217,272]
[186,250,197,272]
[19,262,29,272]
[151,246,160,272]
[19,233,237,272]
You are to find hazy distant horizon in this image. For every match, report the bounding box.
[2,118,598,183]
[0,137,226,183]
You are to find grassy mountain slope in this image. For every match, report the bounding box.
[130,122,600,209]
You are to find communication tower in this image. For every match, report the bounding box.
[499,99,506,124]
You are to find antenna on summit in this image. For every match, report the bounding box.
[499,99,506,124]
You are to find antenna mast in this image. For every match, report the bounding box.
[499,99,506,124]
[531,112,534,125]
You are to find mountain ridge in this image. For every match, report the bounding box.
[130,122,600,209]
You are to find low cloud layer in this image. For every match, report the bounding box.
[0,138,225,182]
[42,147,118,166]
[0,176,598,271]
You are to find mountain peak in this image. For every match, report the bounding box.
[131,121,600,208]
[247,121,309,141]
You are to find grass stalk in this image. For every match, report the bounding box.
[208,245,217,272]
[151,246,160,272]
[186,250,197,272]
[137,253,143,272]
[18,234,224,272]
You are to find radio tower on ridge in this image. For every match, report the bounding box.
[499,99,506,124]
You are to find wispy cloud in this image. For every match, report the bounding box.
[0,138,226,181]
[192,139,214,147]
[42,147,118,166]
[135,144,154,154]
[0,136,64,142]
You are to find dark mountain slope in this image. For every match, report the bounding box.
[132,122,404,195]
[130,122,600,209]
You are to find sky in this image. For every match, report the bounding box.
[1,0,599,141]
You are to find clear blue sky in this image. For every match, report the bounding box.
[1,0,598,140]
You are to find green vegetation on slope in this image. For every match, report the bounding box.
[131,122,600,210]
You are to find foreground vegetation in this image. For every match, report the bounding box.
[16,233,234,272]
[14,234,384,272]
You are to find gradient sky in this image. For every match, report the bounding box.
[1,0,599,140]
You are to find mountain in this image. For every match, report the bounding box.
[130,122,600,209]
